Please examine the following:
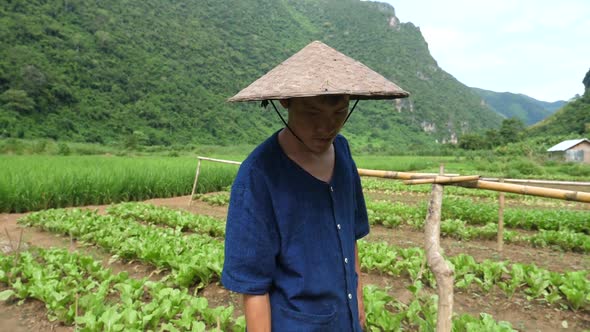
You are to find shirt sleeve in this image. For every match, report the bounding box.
[221,166,279,295]
[352,160,370,240]
[339,136,370,240]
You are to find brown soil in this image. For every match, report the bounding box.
[366,224,590,273]
[1,195,589,331]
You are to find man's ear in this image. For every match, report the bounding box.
[279,99,290,109]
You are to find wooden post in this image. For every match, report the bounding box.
[498,179,505,253]
[424,165,454,332]
[188,159,202,206]
[188,157,242,206]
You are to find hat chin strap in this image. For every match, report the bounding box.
[268,99,360,152]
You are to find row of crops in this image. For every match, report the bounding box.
[359,241,589,311]
[0,246,518,332]
[196,191,590,253]
[0,248,240,331]
[4,203,564,330]
[365,198,590,253]
[196,192,590,309]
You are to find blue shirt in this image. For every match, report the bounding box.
[221,131,369,332]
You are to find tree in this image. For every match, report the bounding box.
[0,89,35,113]
[458,133,487,150]
[20,65,48,97]
[499,118,525,144]
[484,129,501,148]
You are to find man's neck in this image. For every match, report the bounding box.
[278,129,335,182]
[278,128,331,160]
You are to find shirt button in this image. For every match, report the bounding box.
[344,257,348,264]
[348,293,352,300]
[330,186,334,192]
[337,224,341,230]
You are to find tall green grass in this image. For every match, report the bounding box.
[0,155,238,212]
[3,151,588,213]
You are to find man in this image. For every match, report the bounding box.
[221,41,408,331]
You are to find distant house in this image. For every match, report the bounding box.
[547,138,590,163]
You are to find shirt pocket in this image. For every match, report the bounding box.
[275,305,337,332]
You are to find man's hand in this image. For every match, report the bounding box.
[357,281,366,328]
[355,243,366,329]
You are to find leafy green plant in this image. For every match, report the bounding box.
[366,197,589,252]
[106,202,225,237]
[359,241,589,310]
[18,208,224,288]
[195,192,231,206]
[0,248,242,330]
[363,284,516,331]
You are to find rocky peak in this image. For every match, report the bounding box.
[583,68,590,93]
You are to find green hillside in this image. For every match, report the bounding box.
[473,88,565,125]
[528,68,590,136]
[0,0,503,151]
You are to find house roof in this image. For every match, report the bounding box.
[547,138,590,152]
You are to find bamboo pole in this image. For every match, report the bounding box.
[188,159,202,206]
[458,180,590,203]
[404,175,480,185]
[197,156,242,165]
[482,178,590,187]
[424,165,454,332]
[498,179,505,254]
[188,157,242,206]
[358,168,459,180]
[358,168,590,203]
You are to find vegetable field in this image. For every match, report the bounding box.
[1,176,589,331]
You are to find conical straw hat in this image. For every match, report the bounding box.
[228,41,409,102]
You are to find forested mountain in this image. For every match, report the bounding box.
[0,0,503,151]
[473,88,565,125]
[529,68,590,137]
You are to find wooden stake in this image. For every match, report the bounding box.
[188,156,242,206]
[15,229,23,259]
[75,292,79,331]
[498,179,505,254]
[425,164,454,332]
[4,228,15,253]
[188,159,202,206]
[70,231,75,252]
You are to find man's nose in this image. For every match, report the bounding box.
[318,115,343,132]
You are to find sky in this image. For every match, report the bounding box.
[376,0,590,102]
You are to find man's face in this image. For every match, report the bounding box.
[283,96,350,153]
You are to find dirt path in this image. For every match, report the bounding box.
[1,195,589,331]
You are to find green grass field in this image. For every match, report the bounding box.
[0,155,237,212]
[1,149,589,213]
